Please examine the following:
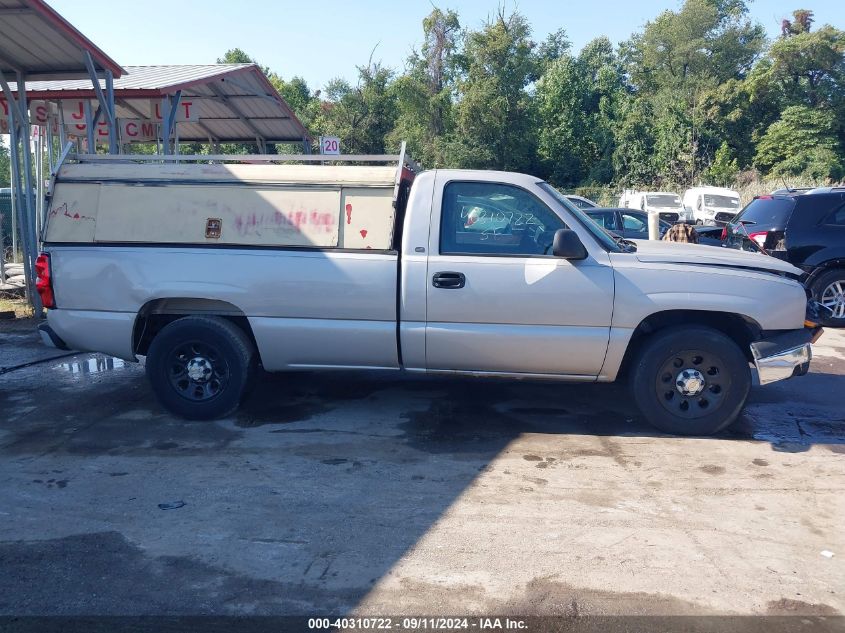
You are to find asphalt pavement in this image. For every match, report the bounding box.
[0,321,843,619]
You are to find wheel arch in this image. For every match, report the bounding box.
[133,297,260,363]
[615,309,761,380]
[805,259,845,288]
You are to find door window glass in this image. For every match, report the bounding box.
[585,211,618,231]
[824,204,845,225]
[440,182,567,256]
[621,212,647,232]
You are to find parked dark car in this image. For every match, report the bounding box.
[586,208,670,239]
[586,208,724,247]
[692,224,726,247]
[723,191,845,327]
[565,195,598,209]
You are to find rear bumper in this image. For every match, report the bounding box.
[38,322,70,351]
[750,328,817,385]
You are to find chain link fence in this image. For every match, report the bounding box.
[1,190,14,260]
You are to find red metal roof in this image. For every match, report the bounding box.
[0,0,124,79]
[11,64,311,143]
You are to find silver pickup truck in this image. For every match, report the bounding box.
[36,153,821,435]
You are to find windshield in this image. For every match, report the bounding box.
[703,194,739,208]
[538,183,621,252]
[646,194,681,207]
[734,197,796,227]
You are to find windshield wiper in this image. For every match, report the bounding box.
[617,237,638,252]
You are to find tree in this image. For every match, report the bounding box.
[705,141,740,185]
[442,9,538,172]
[752,20,845,109]
[387,9,462,166]
[621,0,766,182]
[754,105,843,180]
[0,143,10,187]
[315,61,398,155]
[536,36,624,186]
[613,98,659,186]
[783,9,814,36]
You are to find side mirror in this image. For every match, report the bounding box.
[552,229,588,260]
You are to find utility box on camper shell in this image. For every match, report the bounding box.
[46,163,398,251]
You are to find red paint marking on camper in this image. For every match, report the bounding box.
[359,229,368,238]
[233,208,337,236]
[345,203,352,224]
[50,202,93,222]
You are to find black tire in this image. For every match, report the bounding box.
[810,268,845,328]
[631,326,751,436]
[146,315,256,420]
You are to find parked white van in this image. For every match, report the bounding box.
[619,191,687,223]
[683,187,741,225]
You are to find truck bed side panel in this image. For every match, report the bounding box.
[47,246,399,369]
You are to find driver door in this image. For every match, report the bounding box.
[424,176,615,377]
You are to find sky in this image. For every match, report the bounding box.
[38,0,845,91]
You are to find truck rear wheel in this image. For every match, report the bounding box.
[146,316,256,420]
[631,326,751,436]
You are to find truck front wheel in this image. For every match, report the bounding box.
[631,326,751,436]
[146,316,256,420]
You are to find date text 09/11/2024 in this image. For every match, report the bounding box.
[307,617,528,630]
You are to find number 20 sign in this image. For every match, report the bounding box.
[320,136,340,155]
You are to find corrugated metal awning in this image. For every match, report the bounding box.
[0,0,124,79]
[12,64,311,143]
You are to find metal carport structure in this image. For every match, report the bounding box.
[14,64,312,154]
[1,0,124,309]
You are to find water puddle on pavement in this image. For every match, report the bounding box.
[55,356,126,375]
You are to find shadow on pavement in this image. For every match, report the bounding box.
[0,355,842,615]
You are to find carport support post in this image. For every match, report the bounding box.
[83,100,94,153]
[84,52,118,155]
[161,91,182,156]
[0,69,40,310]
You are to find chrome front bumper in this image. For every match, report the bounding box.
[750,329,816,386]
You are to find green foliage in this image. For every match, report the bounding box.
[442,10,539,172]
[537,36,624,186]
[706,141,740,185]
[217,1,845,189]
[312,63,398,155]
[386,9,461,166]
[755,105,843,179]
[0,143,10,187]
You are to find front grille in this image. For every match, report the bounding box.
[659,212,679,223]
[715,212,736,223]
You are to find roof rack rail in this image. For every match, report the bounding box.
[69,150,421,173]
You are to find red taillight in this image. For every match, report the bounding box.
[720,226,728,240]
[35,253,55,309]
[748,231,768,248]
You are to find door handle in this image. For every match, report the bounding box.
[432,271,466,289]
